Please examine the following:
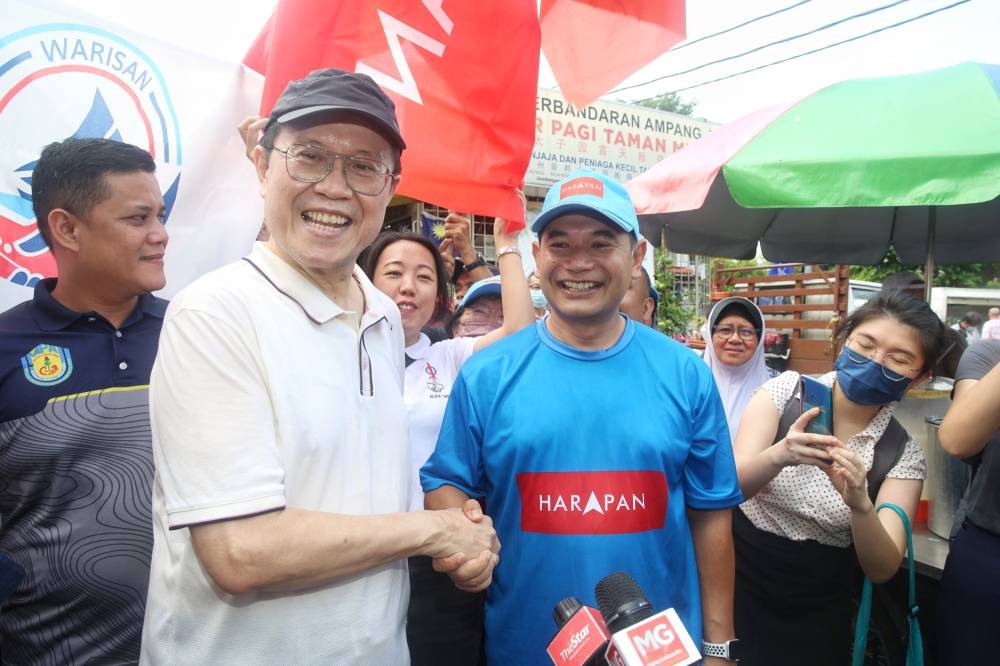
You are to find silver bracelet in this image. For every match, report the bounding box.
[496,246,522,260]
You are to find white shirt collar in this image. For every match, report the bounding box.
[245,242,393,326]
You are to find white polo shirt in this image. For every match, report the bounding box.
[141,243,409,665]
[404,334,475,510]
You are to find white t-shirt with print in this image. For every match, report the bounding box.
[741,370,926,547]
[404,334,476,511]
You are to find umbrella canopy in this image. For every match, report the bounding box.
[628,61,1000,266]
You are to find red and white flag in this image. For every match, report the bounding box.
[540,0,686,108]
[245,0,540,228]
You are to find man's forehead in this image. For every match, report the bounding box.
[102,170,163,200]
[544,214,624,236]
[277,117,394,152]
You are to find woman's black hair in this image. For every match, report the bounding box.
[360,232,451,324]
[833,289,948,373]
[713,298,763,336]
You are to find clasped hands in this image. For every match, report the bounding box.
[431,499,500,592]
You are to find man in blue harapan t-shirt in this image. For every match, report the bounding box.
[422,168,744,665]
[0,138,168,663]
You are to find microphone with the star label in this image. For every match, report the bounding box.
[546,596,613,666]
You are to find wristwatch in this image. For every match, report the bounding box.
[463,252,488,271]
[701,639,740,661]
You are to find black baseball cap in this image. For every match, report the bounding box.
[265,68,406,150]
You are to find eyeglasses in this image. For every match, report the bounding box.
[459,315,503,326]
[713,325,758,341]
[844,336,922,380]
[274,144,396,196]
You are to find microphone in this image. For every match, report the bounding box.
[546,596,613,666]
[594,572,701,666]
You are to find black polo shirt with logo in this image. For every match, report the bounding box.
[0,278,166,664]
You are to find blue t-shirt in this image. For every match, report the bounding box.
[421,317,742,665]
[0,279,166,664]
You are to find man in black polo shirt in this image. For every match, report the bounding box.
[0,138,168,663]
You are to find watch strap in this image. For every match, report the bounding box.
[701,639,739,661]
[463,253,487,271]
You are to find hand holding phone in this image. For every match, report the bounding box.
[800,376,834,436]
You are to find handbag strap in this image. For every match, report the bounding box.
[851,502,924,666]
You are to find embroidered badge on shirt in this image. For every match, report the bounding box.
[21,344,73,386]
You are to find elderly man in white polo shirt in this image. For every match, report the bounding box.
[140,69,499,664]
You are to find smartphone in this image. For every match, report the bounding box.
[800,375,833,436]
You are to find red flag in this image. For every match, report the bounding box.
[243,1,539,228]
[540,0,685,108]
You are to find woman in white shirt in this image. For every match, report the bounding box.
[732,290,948,666]
[361,217,532,666]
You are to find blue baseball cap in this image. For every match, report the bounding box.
[531,169,640,239]
[457,275,501,310]
[449,276,503,335]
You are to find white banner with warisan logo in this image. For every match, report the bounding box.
[0,0,264,311]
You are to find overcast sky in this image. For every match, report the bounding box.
[64,0,1000,123]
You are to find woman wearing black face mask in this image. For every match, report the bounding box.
[728,290,948,666]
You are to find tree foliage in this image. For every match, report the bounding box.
[652,248,696,336]
[631,92,697,117]
[844,248,1000,288]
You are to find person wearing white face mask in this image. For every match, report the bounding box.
[527,270,548,319]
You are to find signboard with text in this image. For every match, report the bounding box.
[527,88,717,188]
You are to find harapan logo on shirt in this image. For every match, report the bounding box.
[517,470,668,534]
[21,343,73,386]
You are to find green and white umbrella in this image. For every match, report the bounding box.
[628,61,1000,281]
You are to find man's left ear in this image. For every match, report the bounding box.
[632,237,647,274]
[643,296,655,323]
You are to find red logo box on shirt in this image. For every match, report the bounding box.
[517,471,668,534]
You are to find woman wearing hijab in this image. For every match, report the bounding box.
[701,297,777,440]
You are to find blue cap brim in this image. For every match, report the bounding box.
[531,202,639,239]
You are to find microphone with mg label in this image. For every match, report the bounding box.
[546,596,613,666]
[594,572,701,666]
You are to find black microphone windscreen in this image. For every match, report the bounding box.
[553,596,583,628]
[594,571,653,634]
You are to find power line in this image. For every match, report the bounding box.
[611,0,915,95]
[671,0,816,52]
[634,0,971,100]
